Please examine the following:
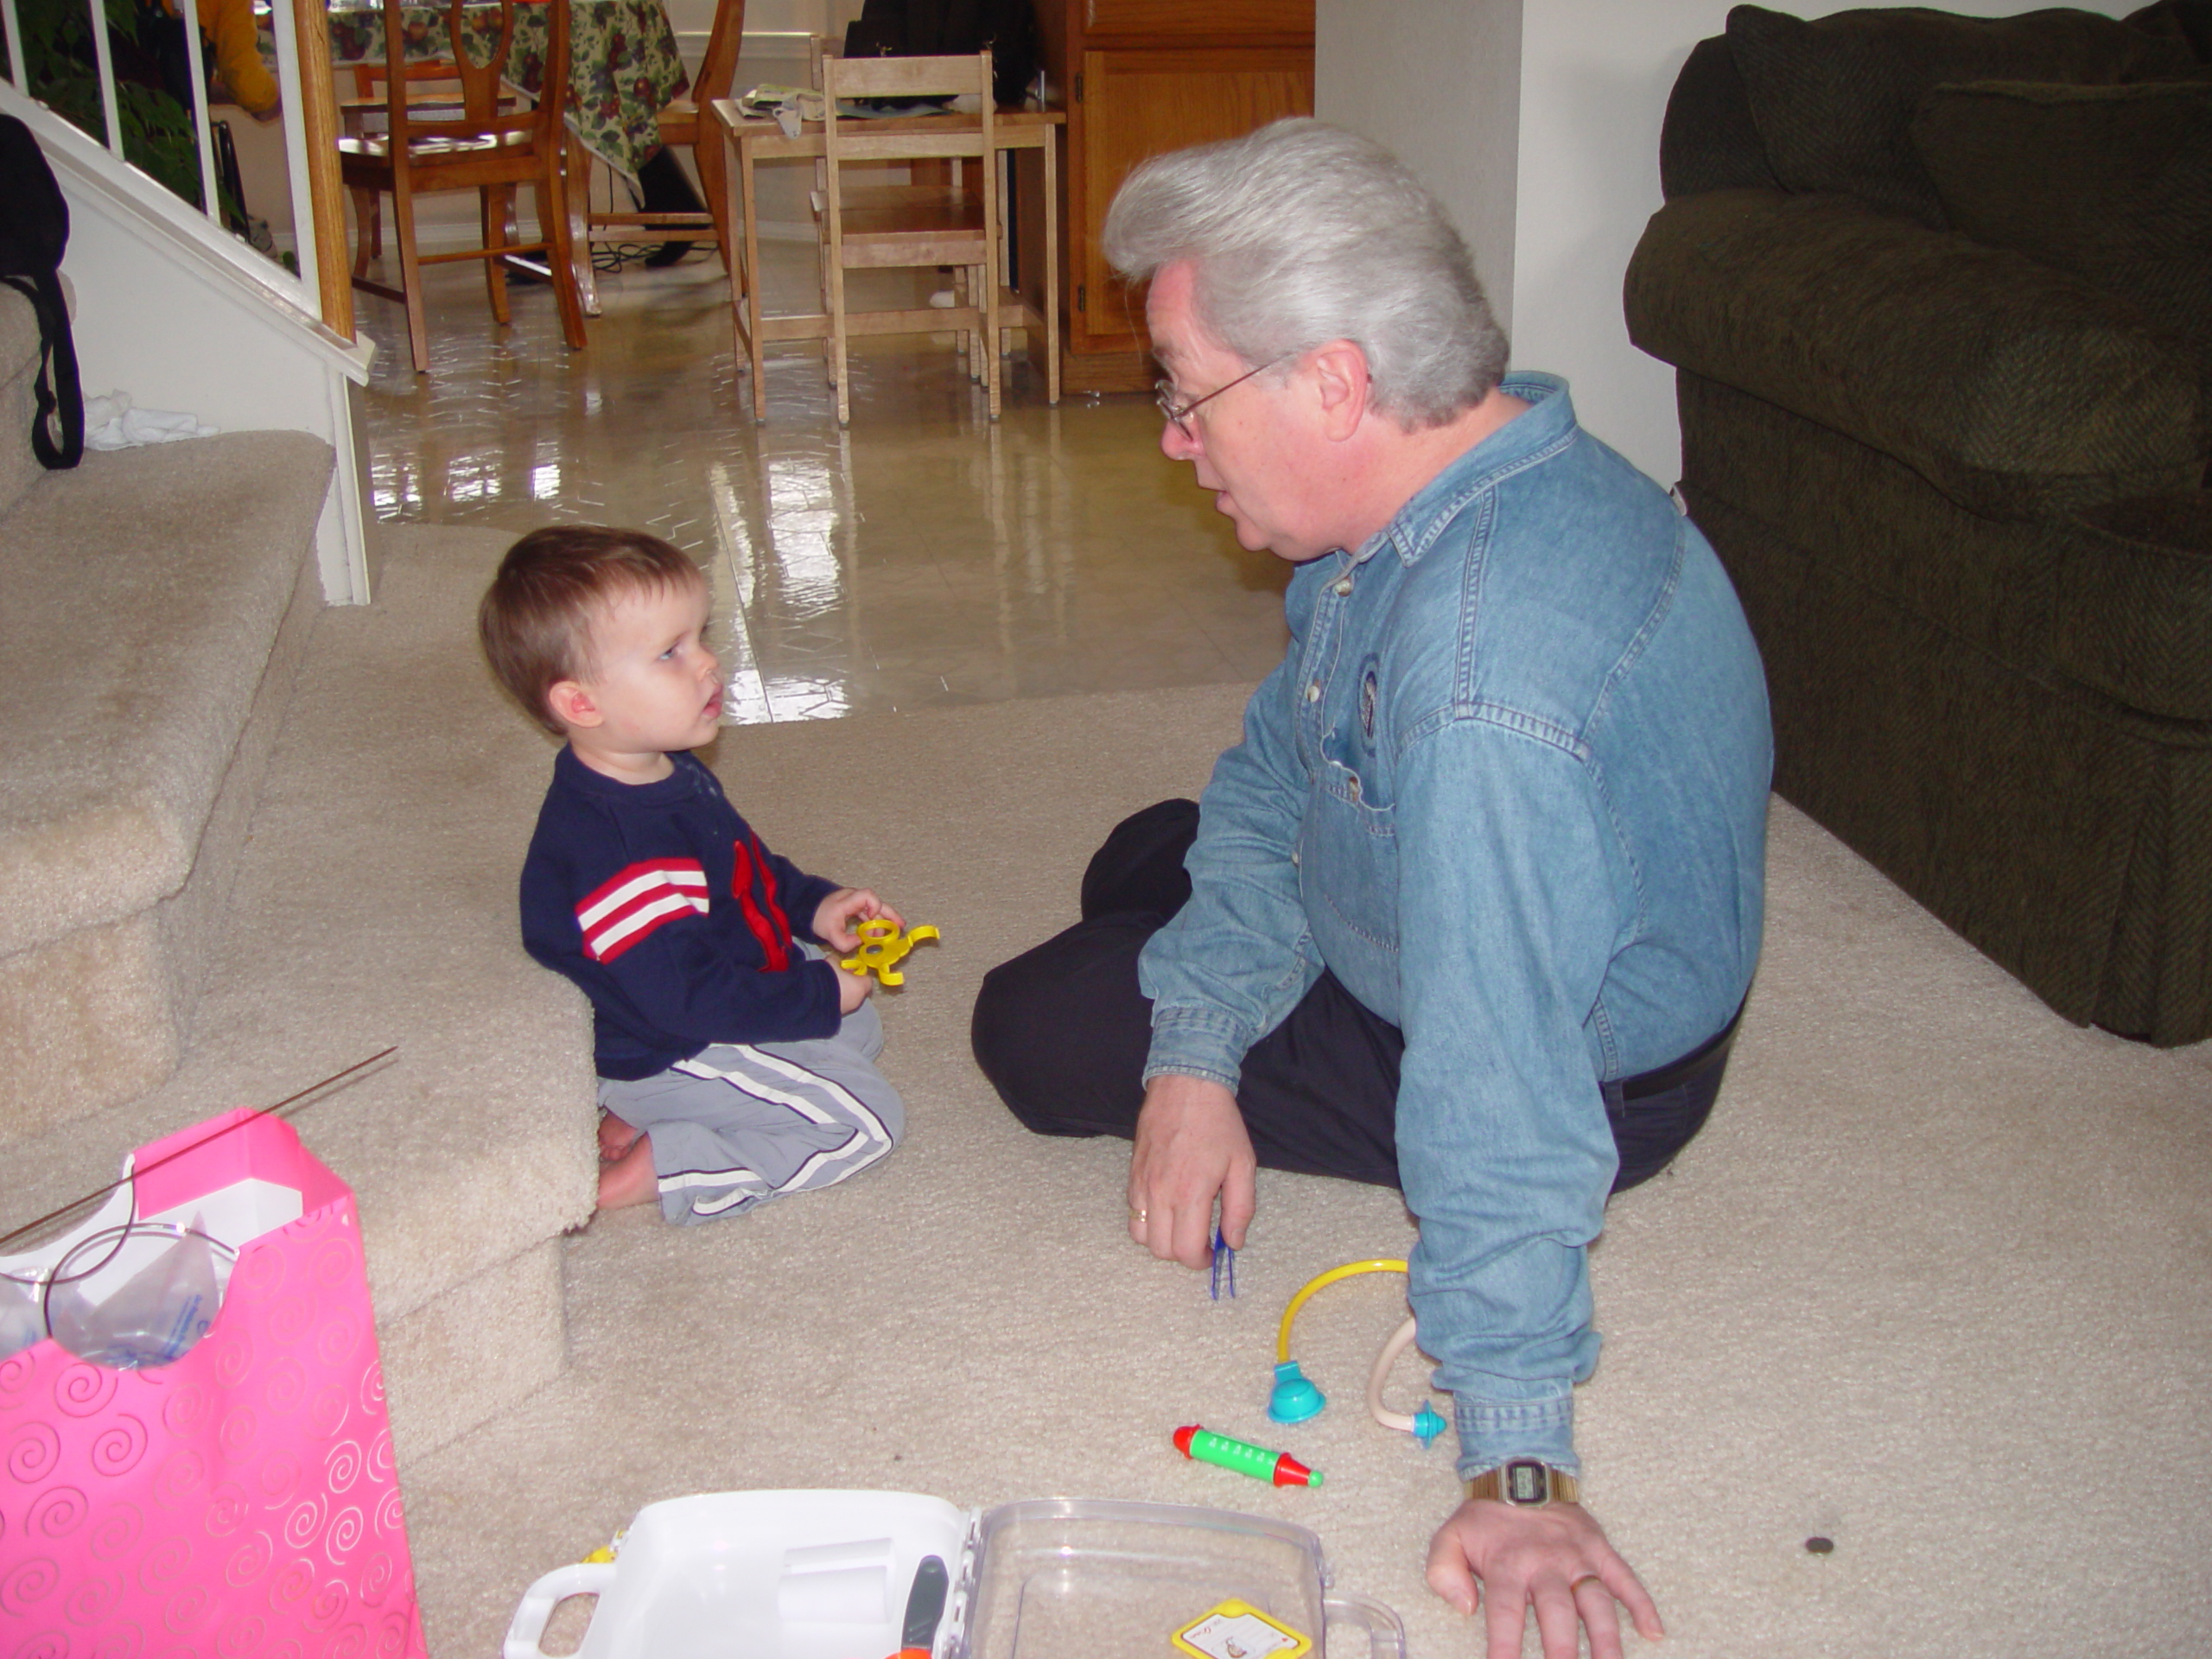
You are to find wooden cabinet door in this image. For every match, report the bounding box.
[1071,47,1313,359]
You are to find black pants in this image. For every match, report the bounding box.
[971,800,1735,1195]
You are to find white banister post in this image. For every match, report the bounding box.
[173,0,223,225]
[267,0,323,315]
[1,0,26,89]
[86,0,125,156]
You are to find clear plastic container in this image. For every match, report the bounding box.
[503,1491,1404,1659]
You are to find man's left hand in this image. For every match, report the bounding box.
[1426,1500,1662,1659]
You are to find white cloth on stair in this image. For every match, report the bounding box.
[84,392,219,451]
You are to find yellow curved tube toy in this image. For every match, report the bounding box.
[1271,1257,1446,1445]
[1275,1259,1408,1363]
[839,918,941,986]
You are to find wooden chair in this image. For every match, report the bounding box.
[581,0,746,268]
[340,59,516,265]
[817,49,999,424]
[339,0,588,373]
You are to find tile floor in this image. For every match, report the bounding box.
[355,242,1293,723]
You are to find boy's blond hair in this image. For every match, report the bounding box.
[479,526,705,737]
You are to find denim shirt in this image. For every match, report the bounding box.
[1140,374,1772,1478]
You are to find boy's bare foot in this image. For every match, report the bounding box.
[598,1110,643,1161]
[595,1135,658,1211]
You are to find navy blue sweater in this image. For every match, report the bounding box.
[520,747,843,1079]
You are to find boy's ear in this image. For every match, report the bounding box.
[546,679,601,730]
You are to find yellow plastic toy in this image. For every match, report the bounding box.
[840,918,941,986]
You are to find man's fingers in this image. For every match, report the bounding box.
[1219,1158,1257,1252]
[1481,1582,1526,1659]
[1597,1551,1663,1640]
[1170,1198,1215,1269]
[1572,1576,1627,1659]
[1422,1533,1479,1618]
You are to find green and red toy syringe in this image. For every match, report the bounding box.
[1173,1424,1321,1488]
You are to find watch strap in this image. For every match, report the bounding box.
[1465,1459,1580,1508]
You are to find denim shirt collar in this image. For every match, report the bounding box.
[1343,372,1577,573]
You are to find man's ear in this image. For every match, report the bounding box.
[546,679,601,730]
[1308,340,1371,441]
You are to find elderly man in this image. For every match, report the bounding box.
[973,119,1770,1659]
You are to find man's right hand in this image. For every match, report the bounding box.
[1128,1075,1256,1268]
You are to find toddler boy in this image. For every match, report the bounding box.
[480,525,906,1222]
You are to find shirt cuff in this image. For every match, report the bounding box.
[1452,1390,1579,1480]
[1141,1007,1248,1095]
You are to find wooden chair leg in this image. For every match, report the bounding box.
[828,257,851,427]
[540,157,589,352]
[482,185,513,325]
[350,188,380,273]
[982,260,1001,421]
[693,134,731,276]
[390,178,431,375]
[736,132,768,422]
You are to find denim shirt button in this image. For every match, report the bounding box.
[1332,576,1353,596]
[1306,681,1322,702]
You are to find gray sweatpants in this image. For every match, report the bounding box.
[597,995,904,1225]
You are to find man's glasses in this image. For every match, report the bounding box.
[1155,355,1292,438]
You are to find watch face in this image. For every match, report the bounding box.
[1504,1460,1549,1505]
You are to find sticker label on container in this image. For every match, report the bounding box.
[1172,1599,1312,1659]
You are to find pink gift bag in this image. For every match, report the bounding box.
[0,1107,429,1659]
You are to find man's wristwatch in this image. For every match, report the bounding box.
[1465,1459,1580,1508]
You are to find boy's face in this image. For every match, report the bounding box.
[558,578,721,779]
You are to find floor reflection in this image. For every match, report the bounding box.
[355,242,1291,723]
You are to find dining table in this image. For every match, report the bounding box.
[264,0,687,178]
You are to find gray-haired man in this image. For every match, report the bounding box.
[974,118,1771,1659]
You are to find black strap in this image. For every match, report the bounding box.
[3,270,83,470]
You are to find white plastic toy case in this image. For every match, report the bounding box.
[503,1490,1407,1659]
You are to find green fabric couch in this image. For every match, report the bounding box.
[1625,2,2212,1046]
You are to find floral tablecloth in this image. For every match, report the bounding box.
[270,0,688,176]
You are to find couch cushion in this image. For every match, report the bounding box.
[1726,3,2196,226]
[1625,188,2202,518]
[1912,77,2212,406]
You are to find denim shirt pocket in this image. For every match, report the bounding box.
[1306,697,1401,967]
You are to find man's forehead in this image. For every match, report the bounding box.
[1145,263,1216,372]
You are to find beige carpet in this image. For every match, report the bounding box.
[16,524,2210,1657]
[364,535,2212,1658]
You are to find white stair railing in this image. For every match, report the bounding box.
[0,3,373,603]
[0,0,351,335]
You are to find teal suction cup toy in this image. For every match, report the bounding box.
[1410,1402,1447,1448]
[1268,1359,1325,1424]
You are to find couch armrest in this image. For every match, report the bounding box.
[2057,493,2212,721]
[1625,188,2202,517]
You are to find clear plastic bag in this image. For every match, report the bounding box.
[0,1272,43,1360]
[44,1218,232,1369]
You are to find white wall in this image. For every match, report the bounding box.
[1315,0,1522,332]
[1320,0,2142,486]
[61,180,375,602]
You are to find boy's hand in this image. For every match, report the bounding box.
[813,887,904,950]
[834,962,874,1014]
